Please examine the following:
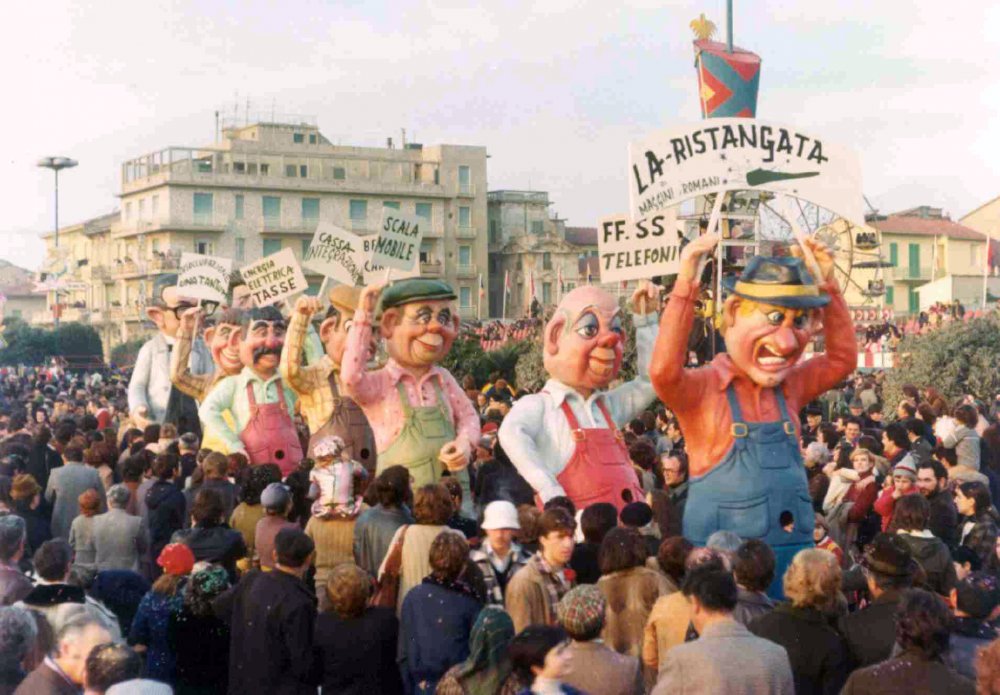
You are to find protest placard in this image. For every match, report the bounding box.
[628,118,863,224]
[370,209,423,274]
[239,248,308,307]
[361,235,421,283]
[597,210,685,284]
[302,222,366,286]
[177,253,233,304]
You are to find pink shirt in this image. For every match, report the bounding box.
[340,309,481,453]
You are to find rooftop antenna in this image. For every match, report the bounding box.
[401,128,406,147]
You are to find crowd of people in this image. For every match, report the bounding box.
[854,299,989,354]
[3,363,1000,694]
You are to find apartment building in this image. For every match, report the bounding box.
[39,118,489,350]
[486,190,597,318]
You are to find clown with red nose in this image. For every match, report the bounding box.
[341,278,480,514]
[649,233,856,595]
[498,280,661,513]
[199,305,303,475]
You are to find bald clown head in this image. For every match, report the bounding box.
[543,286,625,396]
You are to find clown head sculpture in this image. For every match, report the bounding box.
[719,256,828,388]
[240,306,287,379]
[204,307,245,377]
[378,279,459,373]
[543,286,626,397]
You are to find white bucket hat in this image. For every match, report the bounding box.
[481,500,520,530]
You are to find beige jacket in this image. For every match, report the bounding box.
[598,566,671,658]
[562,640,645,695]
[642,591,692,673]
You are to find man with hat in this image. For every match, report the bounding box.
[280,289,377,471]
[650,234,856,595]
[128,275,212,434]
[341,279,479,513]
[471,500,528,606]
[838,533,919,667]
[801,404,824,446]
[556,585,644,695]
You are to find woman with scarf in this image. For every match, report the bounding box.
[435,606,524,695]
[400,532,483,694]
[169,565,230,695]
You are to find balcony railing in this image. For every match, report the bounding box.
[456,263,477,278]
[892,265,932,281]
[260,218,317,235]
[456,226,477,239]
[458,183,476,197]
[420,261,443,276]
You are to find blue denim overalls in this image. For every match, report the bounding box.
[682,383,814,597]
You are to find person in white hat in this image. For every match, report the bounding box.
[470,501,529,605]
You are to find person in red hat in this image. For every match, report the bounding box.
[129,543,195,683]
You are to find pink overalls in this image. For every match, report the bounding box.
[239,381,303,477]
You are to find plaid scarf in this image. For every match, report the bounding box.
[528,552,572,620]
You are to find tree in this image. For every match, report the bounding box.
[441,335,530,388]
[110,338,147,369]
[882,314,1000,410]
[0,319,104,369]
[53,323,103,369]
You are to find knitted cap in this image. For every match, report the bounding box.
[893,455,917,481]
[156,543,195,576]
[557,585,606,639]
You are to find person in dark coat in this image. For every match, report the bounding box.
[0,517,32,607]
[915,460,959,549]
[569,503,617,585]
[213,528,318,695]
[9,474,51,557]
[890,493,957,596]
[944,571,1000,681]
[750,549,850,695]
[841,589,974,695]
[25,427,61,495]
[732,540,775,626]
[170,566,231,695]
[473,439,536,509]
[171,488,246,584]
[146,454,187,574]
[838,533,918,668]
[89,570,151,642]
[314,563,402,695]
[400,532,483,694]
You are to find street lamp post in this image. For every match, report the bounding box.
[37,156,78,327]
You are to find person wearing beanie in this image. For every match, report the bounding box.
[619,502,660,558]
[470,500,528,606]
[254,483,297,571]
[874,455,920,532]
[129,543,195,683]
[9,473,51,556]
[556,585,644,695]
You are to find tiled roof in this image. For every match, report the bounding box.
[564,227,597,246]
[871,215,986,241]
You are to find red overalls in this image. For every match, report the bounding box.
[239,381,303,477]
[550,397,644,513]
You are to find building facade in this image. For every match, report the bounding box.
[39,119,489,351]
[486,190,596,318]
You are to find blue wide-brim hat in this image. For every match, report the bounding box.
[721,256,830,309]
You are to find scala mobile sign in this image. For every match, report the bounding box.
[628,118,864,225]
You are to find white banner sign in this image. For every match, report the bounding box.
[239,248,308,307]
[302,222,366,286]
[628,118,863,224]
[597,212,684,283]
[177,253,233,304]
[371,209,423,274]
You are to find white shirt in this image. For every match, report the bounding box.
[498,312,659,502]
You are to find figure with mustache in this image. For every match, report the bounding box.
[340,278,479,513]
[649,233,856,592]
[497,281,660,513]
[170,306,245,453]
[128,275,212,434]
[280,286,377,472]
[198,306,303,475]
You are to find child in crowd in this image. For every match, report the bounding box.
[307,435,367,520]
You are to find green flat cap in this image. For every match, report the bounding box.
[379,278,457,312]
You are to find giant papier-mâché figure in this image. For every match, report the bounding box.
[649,233,856,591]
[280,286,377,472]
[498,281,661,513]
[199,305,303,476]
[340,278,479,513]
[128,275,212,434]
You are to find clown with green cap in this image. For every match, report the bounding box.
[340,278,480,513]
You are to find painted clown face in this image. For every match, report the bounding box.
[723,299,816,388]
[239,318,286,377]
[544,286,624,396]
[382,299,459,369]
[205,321,243,376]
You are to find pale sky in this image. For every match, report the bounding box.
[2,0,998,270]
